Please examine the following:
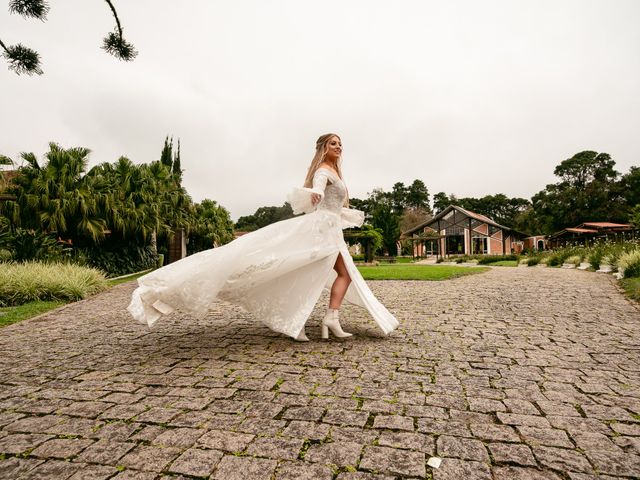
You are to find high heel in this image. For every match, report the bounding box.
[321,309,352,339]
[294,327,309,342]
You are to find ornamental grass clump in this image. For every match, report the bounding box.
[565,255,582,266]
[526,256,540,266]
[618,249,640,279]
[0,262,108,306]
[601,253,618,270]
[588,248,604,271]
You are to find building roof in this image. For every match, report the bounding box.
[579,222,632,229]
[565,228,598,233]
[403,204,509,236]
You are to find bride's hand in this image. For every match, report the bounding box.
[311,193,322,206]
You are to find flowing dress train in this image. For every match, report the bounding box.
[127,167,399,338]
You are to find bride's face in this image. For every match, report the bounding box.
[324,136,342,162]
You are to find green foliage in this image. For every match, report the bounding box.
[630,204,640,229]
[455,194,531,231]
[476,254,519,265]
[235,203,294,231]
[372,201,400,256]
[78,243,158,277]
[0,262,108,306]
[188,199,234,254]
[565,255,582,266]
[432,192,452,214]
[587,245,605,270]
[620,277,640,302]
[531,151,626,234]
[0,221,64,262]
[1,140,232,269]
[526,256,540,266]
[344,224,384,263]
[618,250,640,278]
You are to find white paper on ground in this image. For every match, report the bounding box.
[427,457,442,468]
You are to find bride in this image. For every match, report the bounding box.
[127,133,399,341]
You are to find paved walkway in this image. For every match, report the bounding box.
[0,267,639,479]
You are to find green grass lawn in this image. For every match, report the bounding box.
[0,270,150,328]
[0,300,66,328]
[620,277,640,303]
[357,264,489,280]
[486,260,518,267]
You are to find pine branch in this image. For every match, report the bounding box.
[0,38,43,75]
[102,0,137,61]
[8,0,49,20]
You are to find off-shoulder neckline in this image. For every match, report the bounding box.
[317,167,340,179]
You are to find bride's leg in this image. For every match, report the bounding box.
[321,253,353,339]
[329,253,351,309]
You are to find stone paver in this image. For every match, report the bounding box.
[1,267,639,478]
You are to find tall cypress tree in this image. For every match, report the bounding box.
[160,136,173,169]
[172,139,182,183]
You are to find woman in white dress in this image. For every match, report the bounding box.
[127,133,399,341]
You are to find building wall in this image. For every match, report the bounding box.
[489,230,503,254]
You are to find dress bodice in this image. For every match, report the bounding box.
[313,168,347,214]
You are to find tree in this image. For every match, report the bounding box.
[188,199,234,254]
[456,194,531,228]
[344,224,383,263]
[432,192,450,214]
[389,182,408,214]
[160,136,173,169]
[406,179,431,211]
[172,139,182,182]
[371,201,400,256]
[619,166,640,211]
[6,144,107,242]
[235,203,295,232]
[1,0,137,76]
[531,150,623,234]
[629,204,640,229]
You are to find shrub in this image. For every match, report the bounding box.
[0,262,108,306]
[618,249,640,278]
[477,254,519,265]
[526,256,540,266]
[78,244,158,277]
[0,228,65,262]
[588,248,604,271]
[601,253,617,268]
[565,255,582,266]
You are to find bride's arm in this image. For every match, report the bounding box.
[311,169,329,205]
[286,169,330,214]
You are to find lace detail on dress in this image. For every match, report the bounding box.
[128,165,399,338]
[314,168,347,214]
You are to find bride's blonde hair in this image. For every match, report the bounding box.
[303,133,348,207]
[303,134,343,187]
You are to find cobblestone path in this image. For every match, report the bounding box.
[1,267,639,479]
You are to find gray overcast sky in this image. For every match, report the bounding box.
[2,0,639,220]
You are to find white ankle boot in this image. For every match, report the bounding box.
[321,309,352,339]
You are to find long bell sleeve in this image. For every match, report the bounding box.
[287,169,330,215]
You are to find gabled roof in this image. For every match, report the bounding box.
[403,204,509,236]
[579,222,631,229]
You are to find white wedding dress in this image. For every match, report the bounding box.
[127,167,399,338]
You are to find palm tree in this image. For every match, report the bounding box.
[8,143,106,242]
